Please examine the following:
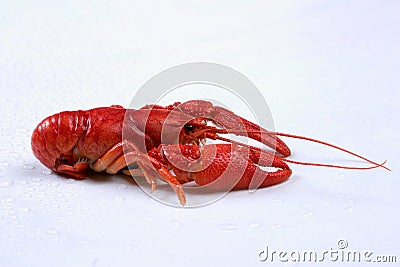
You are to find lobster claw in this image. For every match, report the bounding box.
[158,144,292,191]
[175,100,291,157]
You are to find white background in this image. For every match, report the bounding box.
[0,1,399,266]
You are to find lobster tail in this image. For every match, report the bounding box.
[31,111,87,172]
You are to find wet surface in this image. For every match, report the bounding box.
[1,1,398,266]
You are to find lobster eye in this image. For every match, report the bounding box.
[59,158,69,164]
[184,124,194,132]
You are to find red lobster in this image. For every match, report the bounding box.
[31,100,387,205]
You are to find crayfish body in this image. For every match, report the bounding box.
[32,100,387,205]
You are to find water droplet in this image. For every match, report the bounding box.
[3,205,12,210]
[23,164,35,170]
[24,186,36,192]
[219,224,240,232]
[347,199,355,204]
[0,180,13,188]
[8,214,17,220]
[1,196,15,204]
[125,245,138,252]
[161,253,171,259]
[345,207,355,213]
[47,228,59,235]
[20,192,32,198]
[115,196,125,202]
[32,177,42,182]
[50,182,59,187]
[118,184,127,190]
[168,220,182,228]
[66,178,75,183]
[272,199,284,204]
[304,211,316,217]
[42,169,52,175]
[273,223,283,229]
[18,207,30,213]
[19,180,28,185]
[338,193,346,198]
[248,223,262,229]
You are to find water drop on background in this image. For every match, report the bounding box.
[42,169,52,175]
[50,182,59,187]
[345,207,355,213]
[161,253,172,259]
[23,164,35,170]
[18,207,31,213]
[115,196,125,202]
[1,196,15,204]
[118,184,127,190]
[219,224,240,232]
[273,223,283,229]
[20,192,32,198]
[304,211,316,217]
[24,186,35,192]
[0,180,13,188]
[47,228,59,235]
[125,245,138,252]
[168,220,182,228]
[3,205,13,210]
[248,223,262,229]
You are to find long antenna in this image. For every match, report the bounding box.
[270,131,390,171]
[196,128,390,171]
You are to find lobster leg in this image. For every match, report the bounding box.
[56,160,90,179]
[92,142,124,173]
[91,140,186,205]
[175,100,291,157]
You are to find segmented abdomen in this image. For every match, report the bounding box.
[31,107,126,170]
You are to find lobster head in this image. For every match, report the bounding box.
[140,100,290,157]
